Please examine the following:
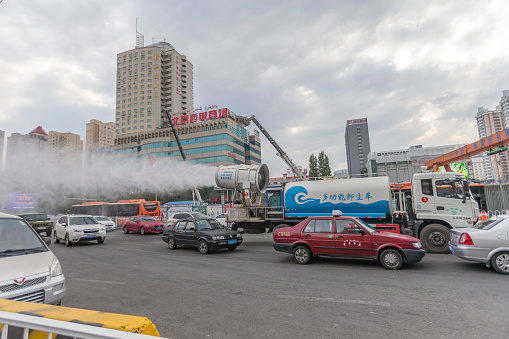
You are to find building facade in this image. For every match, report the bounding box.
[0,130,4,169]
[115,41,193,138]
[85,119,115,161]
[367,144,465,183]
[345,118,371,176]
[48,131,83,161]
[6,126,49,167]
[114,108,261,166]
[476,106,509,183]
[469,154,487,182]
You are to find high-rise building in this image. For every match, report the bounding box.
[476,107,509,183]
[0,130,5,169]
[48,131,83,161]
[345,118,371,176]
[500,90,509,129]
[85,119,115,161]
[6,126,48,167]
[115,41,193,138]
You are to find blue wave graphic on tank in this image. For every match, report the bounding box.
[284,186,390,215]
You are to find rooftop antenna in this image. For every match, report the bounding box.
[136,18,144,48]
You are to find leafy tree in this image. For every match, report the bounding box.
[318,151,332,177]
[308,153,319,179]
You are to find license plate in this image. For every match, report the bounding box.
[38,226,46,230]
[228,239,237,245]
[156,227,162,230]
[450,246,454,254]
[87,234,96,238]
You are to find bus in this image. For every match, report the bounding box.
[71,199,161,218]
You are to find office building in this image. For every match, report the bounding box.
[115,41,193,138]
[469,154,487,182]
[345,118,371,176]
[6,126,48,167]
[476,107,509,183]
[367,144,465,183]
[0,130,4,169]
[114,107,261,166]
[500,90,509,129]
[48,131,83,161]
[85,119,115,161]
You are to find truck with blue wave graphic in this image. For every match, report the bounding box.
[216,164,480,253]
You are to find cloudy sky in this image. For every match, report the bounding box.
[1,0,508,177]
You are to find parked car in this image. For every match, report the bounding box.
[54,215,106,246]
[17,213,53,237]
[93,216,116,231]
[449,215,509,275]
[123,216,164,235]
[162,217,243,254]
[164,212,209,228]
[0,212,66,304]
[273,214,426,270]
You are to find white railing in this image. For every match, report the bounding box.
[0,311,169,339]
[486,210,509,217]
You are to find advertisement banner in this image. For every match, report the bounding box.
[438,162,469,180]
[9,193,39,210]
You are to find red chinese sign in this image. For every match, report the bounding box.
[347,118,367,125]
[171,108,229,126]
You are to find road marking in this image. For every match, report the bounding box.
[71,278,126,285]
[277,295,391,307]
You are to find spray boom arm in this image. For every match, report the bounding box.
[247,115,306,180]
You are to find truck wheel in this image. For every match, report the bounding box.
[491,251,509,275]
[420,224,450,254]
[293,246,311,264]
[380,249,403,270]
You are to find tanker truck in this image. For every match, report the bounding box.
[215,164,480,253]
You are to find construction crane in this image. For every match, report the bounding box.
[426,128,509,172]
[163,110,204,204]
[247,115,306,180]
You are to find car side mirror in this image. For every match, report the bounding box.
[61,222,67,227]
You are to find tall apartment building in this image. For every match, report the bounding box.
[0,129,4,169]
[48,131,83,161]
[115,41,193,138]
[85,119,115,161]
[500,90,509,129]
[6,126,48,167]
[476,107,509,183]
[345,118,371,176]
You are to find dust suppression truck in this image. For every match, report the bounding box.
[216,164,480,253]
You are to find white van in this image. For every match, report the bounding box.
[0,212,66,305]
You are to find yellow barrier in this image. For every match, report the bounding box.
[0,299,160,337]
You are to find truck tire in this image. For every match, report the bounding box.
[420,224,450,254]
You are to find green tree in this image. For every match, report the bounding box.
[308,153,319,179]
[318,151,332,177]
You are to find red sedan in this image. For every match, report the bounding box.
[273,215,426,270]
[123,216,164,235]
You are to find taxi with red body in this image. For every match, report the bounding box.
[273,212,426,270]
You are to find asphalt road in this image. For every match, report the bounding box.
[49,230,509,339]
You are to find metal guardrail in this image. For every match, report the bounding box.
[0,310,169,339]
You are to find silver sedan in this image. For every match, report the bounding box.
[449,215,509,275]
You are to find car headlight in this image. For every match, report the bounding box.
[50,257,63,277]
[412,242,422,249]
[71,228,83,233]
[212,236,225,240]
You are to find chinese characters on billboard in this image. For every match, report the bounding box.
[171,108,229,126]
[9,193,39,210]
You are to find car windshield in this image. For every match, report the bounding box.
[0,219,48,255]
[94,216,109,221]
[21,214,48,221]
[473,217,504,230]
[196,219,223,230]
[140,216,157,221]
[352,218,377,234]
[70,216,98,225]
[191,213,208,219]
